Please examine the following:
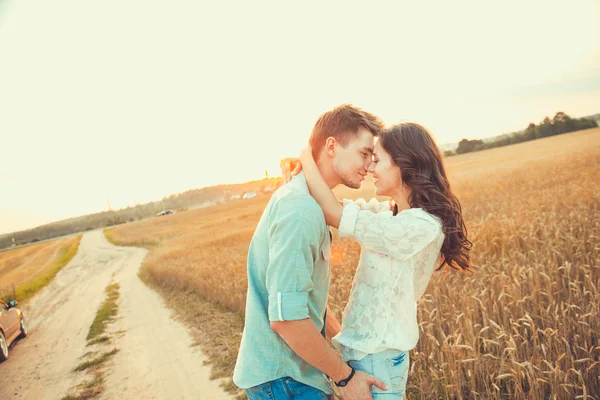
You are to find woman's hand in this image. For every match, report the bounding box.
[279,147,313,184]
[280,157,302,184]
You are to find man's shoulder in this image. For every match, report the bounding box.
[273,189,322,215]
[268,186,325,228]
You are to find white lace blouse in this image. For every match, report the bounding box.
[332,198,445,361]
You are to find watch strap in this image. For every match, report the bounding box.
[334,364,356,387]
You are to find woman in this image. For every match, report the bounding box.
[283,122,471,398]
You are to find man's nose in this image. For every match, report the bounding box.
[367,162,375,172]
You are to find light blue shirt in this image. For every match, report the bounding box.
[233,173,332,395]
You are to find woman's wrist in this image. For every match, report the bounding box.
[299,147,315,166]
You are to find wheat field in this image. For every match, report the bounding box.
[107,128,600,399]
[0,236,82,302]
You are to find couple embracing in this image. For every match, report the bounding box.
[233,105,471,400]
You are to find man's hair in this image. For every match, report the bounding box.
[309,104,385,158]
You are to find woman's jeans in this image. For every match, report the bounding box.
[346,349,410,399]
[245,377,330,399]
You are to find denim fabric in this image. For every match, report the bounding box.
[346,348,410,399]
[245,377,331,400]
[234,173,333,395]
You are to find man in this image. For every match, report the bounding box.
[234,104,387,400]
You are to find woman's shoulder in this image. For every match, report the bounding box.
[398,208,443,230]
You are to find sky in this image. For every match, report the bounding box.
[1,0,599,234]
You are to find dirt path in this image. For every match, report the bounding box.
[0,230,231,400]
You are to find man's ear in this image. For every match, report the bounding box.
[325,137,337,157]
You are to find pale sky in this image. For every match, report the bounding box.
[1,0,599,234]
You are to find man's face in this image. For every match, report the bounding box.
[332,128,375,189]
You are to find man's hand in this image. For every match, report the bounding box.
[337,370,387,400]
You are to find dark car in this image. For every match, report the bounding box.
[0,300,28,362]
[157,209,173,217]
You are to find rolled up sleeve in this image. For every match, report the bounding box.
[266,196,324,322]
[268,291,309,321]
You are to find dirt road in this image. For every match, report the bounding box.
[0,230,232,400]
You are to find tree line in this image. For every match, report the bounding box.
[446,112,598,156]
[0,177,282,249]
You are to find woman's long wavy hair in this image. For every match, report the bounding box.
[379,122,472,271]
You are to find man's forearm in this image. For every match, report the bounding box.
[271,318,351,382]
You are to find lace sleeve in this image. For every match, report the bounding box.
[413,238,444,300]
[342,198,390,213]
[338,205,442,260]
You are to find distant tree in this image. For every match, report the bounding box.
[552,112,571,134]
[456,138,484,154]
[524,123,537,141]
[553,111,569,123]
[538,117,553,138]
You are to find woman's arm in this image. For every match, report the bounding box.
[339,205,443,260]
[299,148,343,228]
[325,305,341,340]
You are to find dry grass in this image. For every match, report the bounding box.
[108,128,600,399]
[73,349,119,372]
[0,236,82,303]
[86,283,120,342]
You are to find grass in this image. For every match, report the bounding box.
[104,227,159,248]
[61,388,102,400]
[107,128,600,399]
[62,367,109,400]
[0,236,82,303]
[73,349,119,372]
[87,336,111,346]
[60,373,106,400]
[63,281,122,400]
[86,283,120,342]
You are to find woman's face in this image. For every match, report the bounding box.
[368,140,402,197]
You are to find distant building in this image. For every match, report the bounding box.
[242,192,257,199]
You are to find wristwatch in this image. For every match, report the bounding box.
[334,364,356,387]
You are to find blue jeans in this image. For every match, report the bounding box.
[346,349,410,399]
[245,377,331,400]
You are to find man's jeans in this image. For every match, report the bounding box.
[245,377,331,400]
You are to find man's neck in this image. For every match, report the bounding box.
[315,157,339,189]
